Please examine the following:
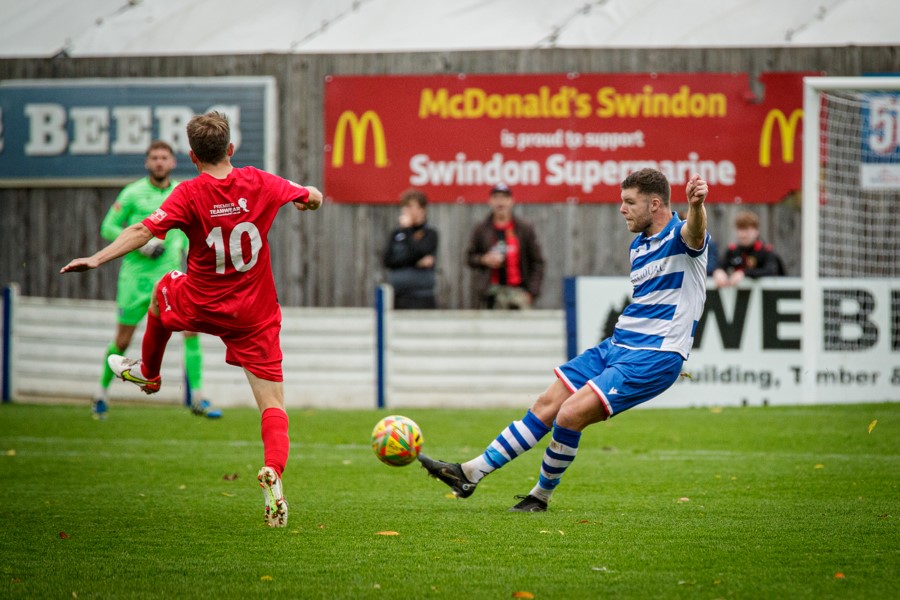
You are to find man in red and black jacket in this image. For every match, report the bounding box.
[466,183,545,309]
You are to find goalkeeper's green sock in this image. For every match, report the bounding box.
[98,341,123,392]
[183,335,204,402]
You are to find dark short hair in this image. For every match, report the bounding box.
[186,111,230,164]
[400,188,428,209]
[146,140,174,157]
[621,168,670,205]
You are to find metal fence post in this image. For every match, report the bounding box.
[374,284,393,409]
[2,284,20,403]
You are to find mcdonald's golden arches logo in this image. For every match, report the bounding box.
[332,110,388,168]
[759,108,803,167]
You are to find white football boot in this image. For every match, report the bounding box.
[257,466,289,528]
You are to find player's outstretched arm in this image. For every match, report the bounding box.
[294,186,323,212]
[60,223,154,273]
[682,174,708,250]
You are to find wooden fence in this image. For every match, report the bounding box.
[1,46,897,308]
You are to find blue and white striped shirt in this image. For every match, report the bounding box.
[611,212,709,359]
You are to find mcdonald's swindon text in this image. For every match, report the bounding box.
[324,72,816,203]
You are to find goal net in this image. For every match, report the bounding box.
[802,77,900,403]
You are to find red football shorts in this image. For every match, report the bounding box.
[155,271,284,382]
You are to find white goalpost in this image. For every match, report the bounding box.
[802,77,900,404]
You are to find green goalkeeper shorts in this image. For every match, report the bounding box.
[115,271,160,326]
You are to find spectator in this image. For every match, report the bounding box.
[712,210,785,288]
[383,189,439,309]
[466,183,545,309]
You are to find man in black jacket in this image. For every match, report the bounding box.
[383,189,439,309]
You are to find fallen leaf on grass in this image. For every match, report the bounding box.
[221,492,234,497]
[222,473,238,481]
[58,532,69,539]
[834,572,845,579]
[814,464,825,470]
[317,524,326,529]
[677,497,690,503]
[178,484,187,490]
[375,531,399,536]
[868,419,877,434]
[512,592,535,599]
[260,575,273,582]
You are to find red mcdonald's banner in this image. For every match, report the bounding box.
[324,72,816,203]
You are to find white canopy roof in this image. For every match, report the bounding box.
[1,0,897,58]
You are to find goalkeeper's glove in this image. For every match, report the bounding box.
[138,237,166,259]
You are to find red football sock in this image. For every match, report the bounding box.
[261,407,290,477]
[141,311,172,379]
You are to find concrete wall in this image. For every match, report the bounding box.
[3,293,565,409]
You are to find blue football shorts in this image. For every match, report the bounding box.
[555,338,683,418]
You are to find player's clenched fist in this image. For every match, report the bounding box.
[295,186,323,211]
[686,174,708,205]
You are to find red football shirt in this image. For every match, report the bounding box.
[142,166,309,328]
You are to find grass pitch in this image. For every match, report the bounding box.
[1,401,897,599]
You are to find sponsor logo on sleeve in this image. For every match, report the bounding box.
[149,208,167,224]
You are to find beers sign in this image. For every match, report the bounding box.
[0,77,276,186]
[325,71,817,203]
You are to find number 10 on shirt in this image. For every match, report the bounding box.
[205,223,262,273]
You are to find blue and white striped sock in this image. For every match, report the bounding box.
[530,424,582,502]
[462,410,550,483]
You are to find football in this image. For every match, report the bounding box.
[371,415,423,467]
